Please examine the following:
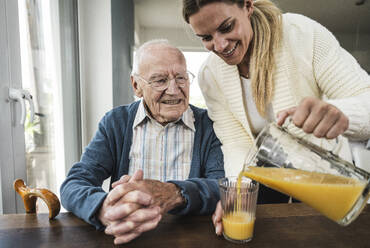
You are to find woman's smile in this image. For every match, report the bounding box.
[220,41,239,57]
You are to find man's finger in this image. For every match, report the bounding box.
[125,206,161,223]
[122,190,153,206]
[130,170,144,182]
[111,214,161,244]
[134,214,162,233]
[105,218,139,236]
[112,175,131,188]
[111,170,143,189]
[106,210,160,237]
[106,183,137,205]
[105,202,141,221]
[114,232,141,245]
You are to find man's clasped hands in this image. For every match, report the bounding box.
[98,170,184,244]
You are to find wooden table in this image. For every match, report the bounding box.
[0,203,369,248]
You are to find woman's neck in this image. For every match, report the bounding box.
[238,58,250,78]
[238,47,252,78]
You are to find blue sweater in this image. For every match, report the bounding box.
[60,101,224,230]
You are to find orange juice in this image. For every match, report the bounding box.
[222,212,255,240]
[242,167,366,221]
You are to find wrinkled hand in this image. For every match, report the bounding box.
[100,170,185,244]
[212,201,223,236]
[127,179,184,214]
[98,170,153,226]
[112,173,185,214]
[276,97,349,139]
[99,170,161,244]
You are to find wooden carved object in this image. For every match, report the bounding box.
[13,179,60,219]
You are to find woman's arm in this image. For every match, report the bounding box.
[312,20,370,140]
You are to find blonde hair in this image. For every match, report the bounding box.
[249,0,282,116]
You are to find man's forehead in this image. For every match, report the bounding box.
[138,47,186,75]
[145,44,181,55]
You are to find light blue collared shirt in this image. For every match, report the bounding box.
[128,100,195,181]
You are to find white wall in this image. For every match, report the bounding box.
[78,0,113,147]
[141,26,206,52]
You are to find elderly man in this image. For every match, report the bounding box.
[60,40,224,244]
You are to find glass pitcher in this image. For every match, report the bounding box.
[242,122,370,226]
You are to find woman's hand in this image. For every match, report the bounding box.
[276,97,349,139]
[212,201,223,236]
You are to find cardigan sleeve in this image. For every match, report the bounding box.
[327,92,370,140]
[311,20,370,140]
[198,62,253,176]
[60,115,114,230]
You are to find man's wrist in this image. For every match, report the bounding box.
[175,185,187,207]
[167,183,187,209]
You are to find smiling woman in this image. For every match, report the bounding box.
[182,0,370,176]
[182,0,370,239]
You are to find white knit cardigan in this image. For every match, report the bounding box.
[198,13,370,176]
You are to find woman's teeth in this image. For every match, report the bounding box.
[162,100,181,105]
[223,42,238,56]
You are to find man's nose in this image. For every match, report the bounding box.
[213,36,228,53]
[165,78,181,94]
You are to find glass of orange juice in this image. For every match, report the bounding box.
[219,177,259,243]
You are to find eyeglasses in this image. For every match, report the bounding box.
[134,71,195,91]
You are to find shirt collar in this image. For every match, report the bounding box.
[133,100,148,128]
[133,100,195,131]
[180,106,196,131]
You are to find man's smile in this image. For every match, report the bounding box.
[161,99,182,105]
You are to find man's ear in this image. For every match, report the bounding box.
[131,75,143,98]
